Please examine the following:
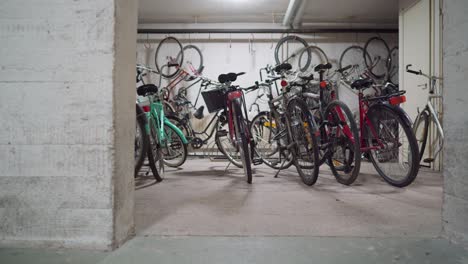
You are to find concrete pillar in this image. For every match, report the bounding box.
[442,0,468,248]
[0,0,137,249]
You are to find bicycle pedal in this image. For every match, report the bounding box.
[423,158,434,163]
[252,158,263,165]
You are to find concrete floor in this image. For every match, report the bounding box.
[135,158,443,238]
[3,158,466,263]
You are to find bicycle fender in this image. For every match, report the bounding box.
[163,118,189,144]
[368,103,413,128]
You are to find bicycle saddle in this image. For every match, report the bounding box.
[137,84,159,96]
[193,105,205,119]
[218,72,245,84]
[274,63,292,73]
[299,73,314,81]
[314,63,332,72]
[350,78,374,90]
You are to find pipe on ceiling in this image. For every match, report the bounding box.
[137,28,398,34]
[282,0,305,28]
[292,0,308,28]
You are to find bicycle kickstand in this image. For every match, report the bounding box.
[223,161,232,175]
[274,159,287,178]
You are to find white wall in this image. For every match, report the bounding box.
[136,32,397,122]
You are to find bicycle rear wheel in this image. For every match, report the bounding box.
[274,35,311,72]
[161,124,188,167]
[287,97,319,186]
[364,105,419,187]
[155,36,184,78]
[135,104,149,176]
[413,110,429,162]
[324,100,361,185]
[250,111,293,170]
[232,99,252,183]
[177,44,204,76]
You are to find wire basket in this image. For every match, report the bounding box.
[201,88,226,113]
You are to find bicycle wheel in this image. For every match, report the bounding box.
[250,111,293,170]
[148,118,164,182]
[215,120,243,168]
[299,45,329,73]
[388,46,399,85]
[364,105,419,187]
[232,99,253,183]
[177,44,204,76]
[155,36,184,78]
[286,98,319,186]
[135,104,149,176]
[413,110,429,162]
[161,124,188,167]
[364,37,391,79]
[274,35,311,72]
[323,100,361,185]
[339,46,371,82]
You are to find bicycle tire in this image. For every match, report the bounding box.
[162,124,188,167]
[166,114,192,139]
[286,97,319,186]
[215,118,243,168]
[177,44,204,76]
[388,46,399,85]
[274,35,311,72]
[363,37,391,79]
[233,98,252,183]
[298,45,329,73]
[135,104,149,176]
[155,36,184,79]
[364,105,419,187]
[250,111,293,170]
[324,100,361,185]
[148,118,164,182]
[413,110,429,162]
[339,45,372,81]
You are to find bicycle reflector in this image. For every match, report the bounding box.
[320,81,327,89]
[389,95,406,105]
[142,106,150,112]
[281,80,288,87]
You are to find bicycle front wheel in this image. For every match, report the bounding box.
[364,105,419,187]
[274,35,311,72]
[135,104,149,176]
[324,100,361,185]
[233,99,252,183]
[148,117,164,182]
[413,110,429,162]
[155,36,184,78]
[287,98,319,186]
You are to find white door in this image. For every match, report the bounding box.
[400,0,431,122]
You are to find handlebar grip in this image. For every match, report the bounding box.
[168,63,179,67]
[406,69,421,75]
[237,72,246,76]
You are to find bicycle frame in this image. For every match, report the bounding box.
[358,94,386,152]
[146,96,189,146]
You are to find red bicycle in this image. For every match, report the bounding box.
[347,74,419,187]
[201,72,255,183]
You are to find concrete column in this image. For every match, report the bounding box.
[0,0,137,249]
[442,0,468,248]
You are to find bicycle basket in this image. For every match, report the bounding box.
[201,88,226,113]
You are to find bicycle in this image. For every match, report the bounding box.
[342,68,419,187]
[407,64,444,167]
[166,77,249,168]
[250,63,320,186]
[302,63,362,185]
[136,65,189,169]
[200,72,256,183]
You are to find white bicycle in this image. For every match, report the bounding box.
[407,64,444,167]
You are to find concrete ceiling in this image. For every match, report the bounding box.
[138,0,398,25]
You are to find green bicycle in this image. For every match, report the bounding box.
[136,65,189,174]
